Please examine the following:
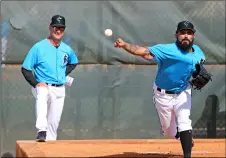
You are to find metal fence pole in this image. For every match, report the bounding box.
[0,7,3,155]
[207,95,218,138]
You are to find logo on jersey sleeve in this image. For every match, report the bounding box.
[200,59,205,64]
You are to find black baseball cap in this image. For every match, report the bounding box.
[176,21,196,33]
[50,15,66,28]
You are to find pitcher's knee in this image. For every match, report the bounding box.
[178,115,192,131]
[162,127,177,138]
[178,123,192,132]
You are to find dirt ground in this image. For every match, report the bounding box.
[16,139,225,157]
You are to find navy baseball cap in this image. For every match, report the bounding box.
[50,15,66,28]
[176,21,196,33]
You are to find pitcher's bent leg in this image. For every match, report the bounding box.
[175,88,193,158]
[166,111,178,138]
[175,90,192,133]
[153,89,177,138]
[177,108,193,158]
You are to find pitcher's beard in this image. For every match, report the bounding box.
[176,39,194,51]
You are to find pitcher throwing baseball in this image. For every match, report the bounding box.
[114,21,211,158]
[21,15,78,142]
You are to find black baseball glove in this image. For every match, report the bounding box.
[190,62,212,90]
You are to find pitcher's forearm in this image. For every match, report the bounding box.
[123,43,150,56]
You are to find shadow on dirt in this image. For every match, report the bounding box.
[1,152,14,158]
[93,152,182,157]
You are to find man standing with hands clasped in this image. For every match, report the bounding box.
[21,15,79,142]
[114,21,212,158]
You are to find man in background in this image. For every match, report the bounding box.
[21,15,78,142]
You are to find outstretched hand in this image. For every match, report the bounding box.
[114,38,127,48]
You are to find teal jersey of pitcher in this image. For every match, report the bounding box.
[148,42,205,92]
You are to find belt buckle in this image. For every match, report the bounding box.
[157,87,165,94]
[47,83,56,87]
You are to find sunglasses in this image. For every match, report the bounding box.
[178,30,194,35]
[52,26,65,32]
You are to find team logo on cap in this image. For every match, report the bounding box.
[184,21,190,26]
[57,16,62,23]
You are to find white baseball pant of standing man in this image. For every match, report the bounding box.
[31,85,65,141]
[31,76,74,140]
[21,15,78,142]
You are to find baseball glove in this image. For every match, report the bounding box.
[190,62,212,90]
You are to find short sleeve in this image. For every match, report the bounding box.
[194,45,206,63]
[68,48,79,64]
[147,44,165,62]
[22,44,38,70]
[200,51,206,62]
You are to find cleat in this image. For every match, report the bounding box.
[36,131,46,142]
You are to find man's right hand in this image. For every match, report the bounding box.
[113,38,153,60]
[114,38,127,48]
[36,82,48,88]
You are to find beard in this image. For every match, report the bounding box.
[176,38,194,51]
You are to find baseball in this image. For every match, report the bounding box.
[104,29,113,37]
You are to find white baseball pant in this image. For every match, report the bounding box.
[152,83,192,138]
[31,85,65,141]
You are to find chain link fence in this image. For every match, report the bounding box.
[193,94,225,138]
[1,64,225,140]
[1,1,225,64]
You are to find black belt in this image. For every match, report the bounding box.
[46,83,63,87]
[157,87,181,94]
